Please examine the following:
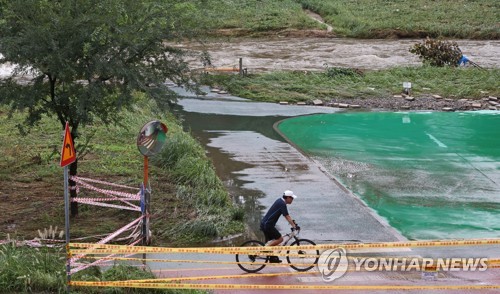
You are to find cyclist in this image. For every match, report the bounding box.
[260,190,299,263]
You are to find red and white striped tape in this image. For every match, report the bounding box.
[70,215,144,265]
[71,176,140,199]
[64,176,147,272]
[71,197,139,203]
[71,176,140,191]
[71,194,139,210]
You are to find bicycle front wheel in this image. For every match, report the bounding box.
[235,240,268,273]
[287,238,319,272]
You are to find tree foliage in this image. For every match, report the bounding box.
[0,0,207,137]
[409,38,462,67]
[0,0,209,216]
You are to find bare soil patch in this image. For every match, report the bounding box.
[1,177,63,239]
[0,173,181,244]
[211,28,334,38]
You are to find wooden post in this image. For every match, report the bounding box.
[239,58,243,76]
[143,156,148,187]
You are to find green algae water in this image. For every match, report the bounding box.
[278,111,500,240]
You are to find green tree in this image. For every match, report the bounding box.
[409,38,463,67]
[0,0,207,216]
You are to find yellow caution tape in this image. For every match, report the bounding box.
[71,263,500,284]
[69,238,500,255]
[128,270,318,283]
[71,259,500,275]
[81,255,500,264]
[69,281,500,290]
[80,256,305,267]
[78,251,319,259]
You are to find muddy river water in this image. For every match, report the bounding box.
[2,38,498,78]
[179,37,500,71]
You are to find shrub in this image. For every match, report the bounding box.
[230,207,245,221]
[325,66,362,78]
[409,38,462,67]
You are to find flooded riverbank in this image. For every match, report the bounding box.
[172,81,499,242]
[174,98,403,244]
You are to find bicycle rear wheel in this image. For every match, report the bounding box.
[287,238,319,272]
[235,240,268,273]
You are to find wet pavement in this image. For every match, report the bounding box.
[148,249,500,294]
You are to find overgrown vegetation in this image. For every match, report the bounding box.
[0,97,243,244]
[410,38,463,67]
[0,243,205,293]
[202,67,500,103]
[0,244,65,293]
[0,97,240,289]
[324,66,363,78]
[296,0,499,39]
[152,123,245,245]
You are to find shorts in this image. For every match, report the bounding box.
[261,226,281,242]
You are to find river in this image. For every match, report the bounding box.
[3,38,498,79]
[178,37,500,71]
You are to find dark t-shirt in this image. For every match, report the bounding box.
[260,198,289,229]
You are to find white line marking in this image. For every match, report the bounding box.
[425,133,447,148]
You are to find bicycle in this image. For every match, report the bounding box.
[235,225,319,273]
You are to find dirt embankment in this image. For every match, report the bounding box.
[325,95,499,112]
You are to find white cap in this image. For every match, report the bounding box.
[283,190,297,199]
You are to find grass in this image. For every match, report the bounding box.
[194,0,499,39]
[296,0,499,39]
[201,66,500,103]
[197,0,321,33]
[0,243,65,293]
[0,243,206,293]
[152,123,245,245]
